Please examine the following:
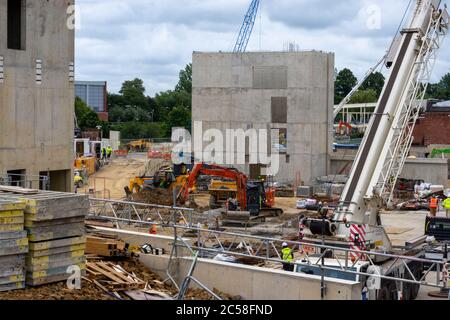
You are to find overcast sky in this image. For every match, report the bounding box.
[75,0,450,95]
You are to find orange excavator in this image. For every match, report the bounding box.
[180,163,282,221]
[337,120,353,135]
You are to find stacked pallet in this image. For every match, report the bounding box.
[22,192,89,286]
[0,191,89,286]
[0,199,28,292]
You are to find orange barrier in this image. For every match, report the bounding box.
[147,150,171,160]
[114,150,129,157]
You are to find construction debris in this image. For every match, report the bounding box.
[86,261,146,292]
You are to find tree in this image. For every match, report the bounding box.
[164,106,191,136]
[119,78,149,110]
[349,89,378,104]
[75,97,100,130]
[335,68,357,104]
[361,72,385,96]
[176,63,192,94]
[435,72,450,99]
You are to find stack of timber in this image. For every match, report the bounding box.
[85,235,130,258]
[0,199,28,292]
[0,190,89,286]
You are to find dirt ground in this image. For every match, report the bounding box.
[0,257,235,300]
[80,154,148,200]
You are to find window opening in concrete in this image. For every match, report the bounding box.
[7,0,26,50]
[272,128,287,154]
[48,170,71,192]
[7,169,26,187]
[39,172,50,191]
[271,97,287,123]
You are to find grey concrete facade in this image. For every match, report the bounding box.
[330,152,448,187]
[0,0,75,191]
[192,51,335,184]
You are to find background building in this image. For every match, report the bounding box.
[412,100,450,147]
[0,0,75,191]
[192,51,335,184]
[75,81,108,121]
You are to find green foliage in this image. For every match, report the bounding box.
[104,64,193,139]
[360,72,385,96]
[119,78,149,110]
[110,122,165,140]
[164,106,191,137]
[349,89,378,104]
[75,97,101,130]
[335,68,357,104]
[426,72,450,100]
[176,64,192,94]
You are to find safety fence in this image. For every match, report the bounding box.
[0,174,49,190]
[87,198,449,299]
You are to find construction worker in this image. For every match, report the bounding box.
[73,172,83,193]
[443,196,450,218]
[101,147,107,162]
[106,146,113,161]
[429,197,438,217]
[281,242,294,272]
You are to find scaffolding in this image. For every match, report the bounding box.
[88,197,449,299]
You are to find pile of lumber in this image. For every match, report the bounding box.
[85,235,130,258]
[0,199,28,292]
[86,261,146,292]
[0,190,89,286]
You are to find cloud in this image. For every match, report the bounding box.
[75,0,450,95]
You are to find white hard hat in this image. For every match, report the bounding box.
[282,242,288,247]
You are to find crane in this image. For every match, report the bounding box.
[302,0,449,299]
[233,0,261,53]
[333,54,387,118]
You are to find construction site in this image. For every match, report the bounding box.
[1,0,450,302]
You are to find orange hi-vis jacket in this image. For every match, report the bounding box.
[430,198,438,209]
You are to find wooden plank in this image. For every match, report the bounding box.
[86,262,127,284]
[96,262,137,284]
[0,186,39,195]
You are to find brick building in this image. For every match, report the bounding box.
[412,101,450,146]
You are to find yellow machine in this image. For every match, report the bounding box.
[208,179,238,208]
[74,156,96,176]
[126,140,151,152]
[127,163,189,195]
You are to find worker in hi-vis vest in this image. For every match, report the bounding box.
[443,197,450,218]
[429,197,438,217]
[282,242,294,272]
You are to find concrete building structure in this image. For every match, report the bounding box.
[192,51,335,184]
[75,81,108,121]
[0,0,75,191]
[330,150,448,187]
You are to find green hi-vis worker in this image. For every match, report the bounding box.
[282,242,294,272]
[106,146,113,159]
[444,197,450,218]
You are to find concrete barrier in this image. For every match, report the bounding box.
[140,254,363,300]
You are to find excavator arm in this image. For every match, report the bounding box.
[180,163,248,209]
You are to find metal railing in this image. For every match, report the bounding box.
[0,174,49,190]
[87,198,449,296]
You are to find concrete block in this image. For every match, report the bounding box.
[27,222,85,242]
